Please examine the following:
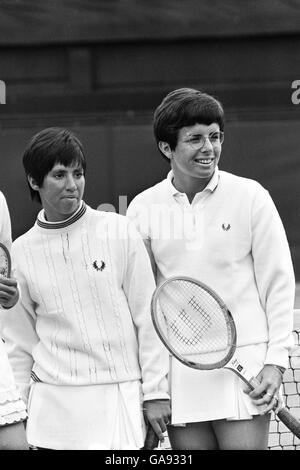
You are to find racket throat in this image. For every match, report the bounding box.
[225,358,256,390]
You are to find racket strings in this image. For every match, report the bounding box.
[157,280,234,365]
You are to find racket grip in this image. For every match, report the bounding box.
[277,407,300,439]
[143,426,159,450]
[249,376,300,438]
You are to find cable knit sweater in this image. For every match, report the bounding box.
[1,203,169,403]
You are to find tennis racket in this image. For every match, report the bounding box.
[145,275,300,446]
[0,243,11,277]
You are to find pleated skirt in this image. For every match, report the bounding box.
[170,343,270,424]
[27,380,146,450]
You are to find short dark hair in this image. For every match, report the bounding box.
[153,88,225,160]
[23,127,86,203]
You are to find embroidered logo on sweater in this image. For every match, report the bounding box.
[93,260,106,272]
[222,223,231,231]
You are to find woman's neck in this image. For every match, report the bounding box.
[172,174,210,203]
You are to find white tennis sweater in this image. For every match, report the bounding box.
[127,169,295,369]
[1,203,169,403]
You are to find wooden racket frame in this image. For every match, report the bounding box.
[0,243,11,277]
[151,275,237,370]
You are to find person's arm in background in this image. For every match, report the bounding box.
[0,191,19,309]
[245,187,295,412]
[0,191,12,251]
[122,219,170,442]
[0,194,28,448]
[1,242,39,407]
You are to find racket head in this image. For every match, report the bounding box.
[151,276,237,370]
[0,243,11,277]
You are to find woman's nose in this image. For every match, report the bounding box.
[66,175,77,190]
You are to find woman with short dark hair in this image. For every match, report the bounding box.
[127,88,295,450]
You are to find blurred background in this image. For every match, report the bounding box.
[0,0,299,302]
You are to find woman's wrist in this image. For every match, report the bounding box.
[265,363,286,377]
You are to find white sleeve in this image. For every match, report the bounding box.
[0,193,15,310]
[122,220,169,402]
[251,189,295,369]
[127,199,157,276]
[127,198,149,239]
[0,245,38,404]
[0,192,12,250]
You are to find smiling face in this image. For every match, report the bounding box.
[159,122,223,193]
[29,163,85,222]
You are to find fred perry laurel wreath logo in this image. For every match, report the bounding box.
[92,260,106,272]
[222,223,231,231]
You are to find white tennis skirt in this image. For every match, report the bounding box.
[170,342,272,424]
[26,380,146,450]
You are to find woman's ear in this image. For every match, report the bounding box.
[27,175,40,191]
[158,141,173,161]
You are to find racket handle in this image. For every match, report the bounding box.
[249,375,300,438]
[277,407,300,439]
[143,426,159,450]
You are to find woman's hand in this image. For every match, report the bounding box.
[244,364,284,414]
[0,275,19,309]
[143,399,171,442]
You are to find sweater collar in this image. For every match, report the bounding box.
[37,201,87,229]
[166,167,220,196]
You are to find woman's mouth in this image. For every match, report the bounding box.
[194,158,213,165]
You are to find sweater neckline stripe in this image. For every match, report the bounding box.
[37,202,87,229]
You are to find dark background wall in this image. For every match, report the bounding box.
[0,0,300,278]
